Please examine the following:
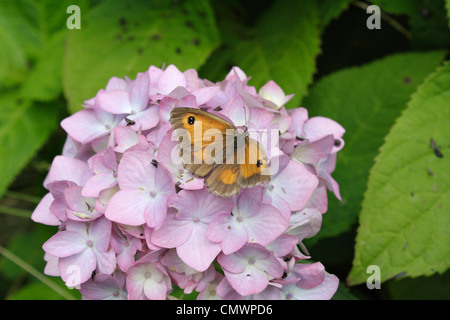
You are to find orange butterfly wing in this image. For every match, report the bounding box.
[170,107,271,197]
[170,107,234,177]
[237,136,270,188]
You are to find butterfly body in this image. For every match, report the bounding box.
[169,107,270,197]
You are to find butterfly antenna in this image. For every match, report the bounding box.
[242,105,249,132]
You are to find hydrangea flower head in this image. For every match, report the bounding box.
[33,64,345,300]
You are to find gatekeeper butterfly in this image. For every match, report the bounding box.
[170,107,270,197]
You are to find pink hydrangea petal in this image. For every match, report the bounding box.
[158,90,190,123]
[82,172,117,198]
[281,273,339,300]
[303,117,345,153]
[263,189,291,220]
[176,222,221,272]
[258,80,294,108]
[305,185,328,214]
[144,194,169,229]
[97,89,132,114]
[148,66,164,94]
[95,186,119,214]
[244,204,288,246]
[289,107,309,136]
[105,190,149,226]
[224,267,269,296]
[89,217,113,251]
[43,156,91,188]
[157,64,187,95]
[249,107,275,130]
[43,230,86,258]
[62,136,93,162]
[192,86,221,105]
[265,234,298,258]
[170,189,233,222]
[61,109,112,144]
[322,171,342,201]
[64,186,101,221]
[151,212,193,248]
[220,95,247,127]
[95,249,117,275]
[217,252,247,274]
[143,277,168,300]
[125,105,159,131]
[130,72,150,112]
[293,140,325,164]
[43,253,59,277]
[207,213,248,255]
[154,162,175,194]
[294,262,325,289]
[268,159,319,213]
[89,147,117,173]
[147,122,172,148]
[236,187,263,216]
[59,249,97,287]
[117,151,156,191]
[112,126,140,153]
[80,273,127,300]
[31,193,59,226]
[105,76,128,91]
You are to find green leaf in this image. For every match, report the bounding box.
[370,0,450,49]
[317,0,352,28]
[348,62,450,285]
[331,282,358,300]
[200,0,321,108]
[0,0,36,86]
[20,30,66,101]
[302,51,446,241]
[7,281,77,300]
[0,92,60,198]
[63,0,219,113]
[0,0,80,100]
[446,0,450,23]
[385,272,450,299]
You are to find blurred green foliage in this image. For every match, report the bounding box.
[0,0,449,300]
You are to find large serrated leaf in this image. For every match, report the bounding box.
[317,0,352,28]
[200,0,321,108]
[63,0,219,113]
[348,62,450,285]
[303,51,446,241]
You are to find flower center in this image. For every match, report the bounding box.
[86,240,93,247]
[267,184,274,191]
[149,190,157,198]
[144,272,151,279]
